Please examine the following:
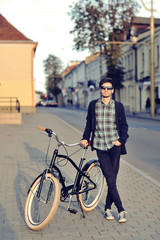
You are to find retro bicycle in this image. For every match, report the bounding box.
[25,126,105,230]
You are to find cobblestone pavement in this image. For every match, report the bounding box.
[0,110,160,240]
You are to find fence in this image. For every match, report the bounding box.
[0,97,20,113]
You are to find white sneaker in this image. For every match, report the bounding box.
[104,209,114,220]
[118,211,127,223]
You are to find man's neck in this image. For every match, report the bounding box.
[101,96,111,105]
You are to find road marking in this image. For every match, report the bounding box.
[54,115,82,135]
[55,114,160,188]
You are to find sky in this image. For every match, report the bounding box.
[1,0,160,93]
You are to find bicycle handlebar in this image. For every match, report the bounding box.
[38,126,81,147]
[38,126,46,131]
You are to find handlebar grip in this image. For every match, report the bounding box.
[38,126,46,131]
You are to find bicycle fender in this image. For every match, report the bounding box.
[76,158,99,191]
[27,169,58,195]
[81,158,99,172]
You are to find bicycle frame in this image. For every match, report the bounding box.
[50,147,97,196]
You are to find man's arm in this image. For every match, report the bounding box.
[118,103,129,145]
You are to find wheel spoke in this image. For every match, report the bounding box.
[79,162,104,211]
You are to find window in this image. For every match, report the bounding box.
[149,49,151,72]
[128,54,130,70]
[122,87,126,102]
[128,86,130,103]
[157,45,159,67]
[125,56,127,70]
[131,53,133,70]
[142,52,145,72]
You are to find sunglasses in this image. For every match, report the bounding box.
[100,86,113,90]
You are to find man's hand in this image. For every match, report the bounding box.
[112,140,122,146]
[80,139,89,148]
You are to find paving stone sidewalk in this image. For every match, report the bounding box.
[0,110,160,240]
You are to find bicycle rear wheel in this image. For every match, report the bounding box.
[25,173,60,230]
[79,161,105,212]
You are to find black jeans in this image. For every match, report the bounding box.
[96,146,124,213]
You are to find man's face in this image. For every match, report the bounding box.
[100,82,114,98]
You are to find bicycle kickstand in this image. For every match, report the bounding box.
[77,195,85,218]
[67,195,77,214]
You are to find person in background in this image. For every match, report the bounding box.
[145,97,151,114]
[155,97,160,114]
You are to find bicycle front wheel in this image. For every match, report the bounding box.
[79,161,105,212]
[25,173,60,230]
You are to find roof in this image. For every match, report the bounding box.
[62,53,101,77]
[61,65,77,77]
[0,13,33,41]
[133,16,160,26]
[85,52,100,64]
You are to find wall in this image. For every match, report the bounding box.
[0,42,37,113]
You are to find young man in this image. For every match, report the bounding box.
[80,77,129,223]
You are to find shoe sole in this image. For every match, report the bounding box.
[105,215,114,220]
[106,217,114,220]
[118,219,127,223]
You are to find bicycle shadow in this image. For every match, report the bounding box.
[14,161,38,222]
[14,141,74,222]
[14,142,47,222]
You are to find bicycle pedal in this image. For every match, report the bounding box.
[68,208,77,214]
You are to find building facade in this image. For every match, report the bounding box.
[61,17,160,114]
[62,52,106,108]
[0,14,37,113]
[121,26,160,113]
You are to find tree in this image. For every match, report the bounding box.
[69,0,140,90]
[43,54,63,100]
[106,64,125,99]
[69,0,107,53]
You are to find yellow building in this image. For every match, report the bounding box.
[0,14,38,114]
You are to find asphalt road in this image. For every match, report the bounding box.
[38,106,160,183]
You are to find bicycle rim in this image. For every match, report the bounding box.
[79,162,104,211]
[25,173,60,230]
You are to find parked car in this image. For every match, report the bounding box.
[36,101,44,107]
[46,100,58,107]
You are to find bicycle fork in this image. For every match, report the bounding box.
[36,149,58,200]
[37,169,53,203]
[37,170,47,199]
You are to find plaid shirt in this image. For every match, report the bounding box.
[93,99,119,150]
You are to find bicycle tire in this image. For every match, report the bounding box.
[25,173,60,230]
[78,161,105,212]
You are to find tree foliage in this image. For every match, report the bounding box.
[69,0,140,53]
[43,54,63,99]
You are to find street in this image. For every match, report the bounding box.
[40,107,160,183]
